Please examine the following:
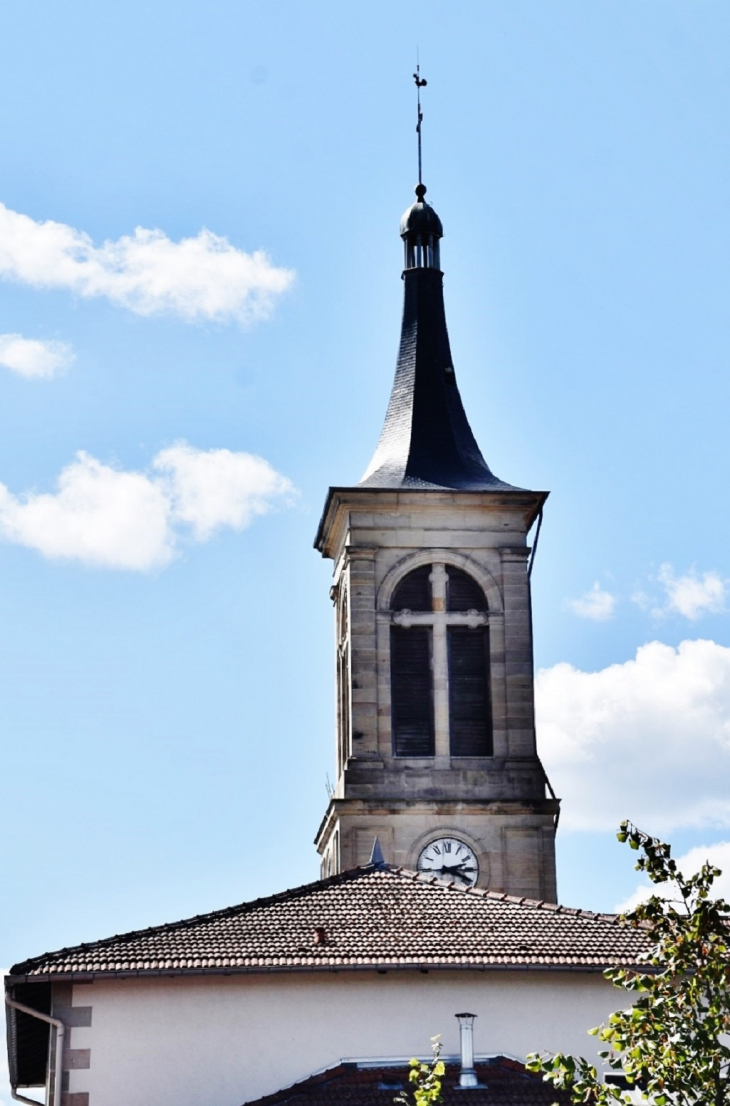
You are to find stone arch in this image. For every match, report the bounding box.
[377,549,503,614]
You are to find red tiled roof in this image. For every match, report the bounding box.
[8,865,648,981]
[243,1058,572,1106]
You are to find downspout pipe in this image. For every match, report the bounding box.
[5,994,65,1106]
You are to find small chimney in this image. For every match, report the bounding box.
[313,926,327,945]
[455,1012,478,1088]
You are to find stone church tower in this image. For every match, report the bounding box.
[314,183,559,901]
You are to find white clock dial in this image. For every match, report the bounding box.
[417,837,479,887]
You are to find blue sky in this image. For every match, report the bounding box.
[1,0,730,991]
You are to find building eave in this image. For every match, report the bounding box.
[315,486,549,559]
[4,959,628,986]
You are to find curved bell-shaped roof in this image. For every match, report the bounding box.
[400,183,443,239]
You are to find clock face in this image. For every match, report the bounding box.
[417,837,479,887]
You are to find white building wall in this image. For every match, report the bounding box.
[66,969,622,1106]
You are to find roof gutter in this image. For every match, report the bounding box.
[6,958,637,986]
[5,994,65,1106]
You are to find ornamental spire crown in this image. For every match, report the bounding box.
[400,182,443,270]
[359,186,516,492]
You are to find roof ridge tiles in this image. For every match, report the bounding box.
[391,871,623,922]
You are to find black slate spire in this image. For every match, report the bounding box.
[359,186,515,491]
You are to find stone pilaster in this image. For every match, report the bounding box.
[343,546,380,762]
[499,547,537,758]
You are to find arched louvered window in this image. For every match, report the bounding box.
[390,563,492,758]
[390,566,434,756]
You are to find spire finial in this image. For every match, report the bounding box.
[413,58,427,187]
[368,836,385,868]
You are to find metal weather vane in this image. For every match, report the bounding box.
[413,62,427,186]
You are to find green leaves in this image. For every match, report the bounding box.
[396,1037,444,1106]
[528,824,730,1106]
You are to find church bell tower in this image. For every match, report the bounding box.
[314,179,559,902]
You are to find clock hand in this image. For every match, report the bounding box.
[433,865,477,885]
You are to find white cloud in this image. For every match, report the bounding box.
[536,639,730,832]
[631,588,651,612]
[0,333,74,379]
[0,443,294,571]
[616,840,730,913]
[0,202,294,325]
[656,563,727,620]
[154,443,293,540]
[0,453,174,570]
[568,582,616,621]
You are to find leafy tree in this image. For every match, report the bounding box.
[527,820,730,1106]
[396,1036,445,1106]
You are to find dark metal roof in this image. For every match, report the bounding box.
[243,1057,571,1106]
[7,865,648,982]
[400,188,444,238]
[359,266,519,491]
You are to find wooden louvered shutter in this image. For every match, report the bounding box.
[391,626,434,756]
[391,565,431,611]
[446,566,487,611]
[448,626,492,756]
